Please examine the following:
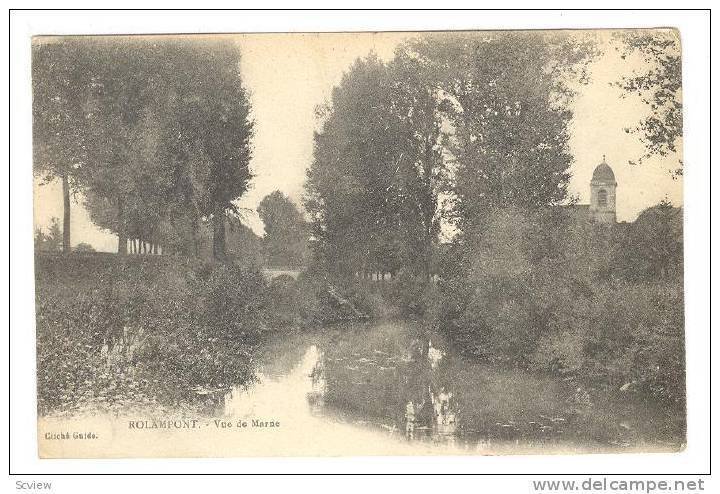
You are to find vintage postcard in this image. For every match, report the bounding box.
[33,29,684,458]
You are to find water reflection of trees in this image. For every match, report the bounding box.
[310,326,459,443]
[308,353,326,412]
[227,323,683,452]
[306,324,583,449]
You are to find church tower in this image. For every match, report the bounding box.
[589,156,617,224]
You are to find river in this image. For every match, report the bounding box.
[218,320,684,455]
[37,319,685,457]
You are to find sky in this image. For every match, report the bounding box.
[33,30,683,252]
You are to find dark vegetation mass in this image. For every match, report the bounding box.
[35,254,323,414]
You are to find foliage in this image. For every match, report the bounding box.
[306,51,446,278]
[35,255,291,415]
[432,203,685,407]
[264,275,326,327]
[611,199,683,280]
[614,30,682,175]
[535,280,684,407]
[223,216,264,265]
[163,41,255,259]
[32,40,88,185]
[257,191,310,267]
[174,215,264,264]
[433,208,562,366]
[33,37,254,257]
[34,217,63,253]
[72,242,96,253]
[306,32,596,280]
[410,32,597,230]
[32,39,94,252]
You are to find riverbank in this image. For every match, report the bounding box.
[35,253,684,452]
[38,321,684,457]
[289,322,684,451]
[35,253,303,416]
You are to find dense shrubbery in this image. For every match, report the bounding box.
[288,201,683,413]
[534,280,684,405]
[331,272,437,320]
[265,274,328,326]
[35,254,304,415]
[430,203,685,409]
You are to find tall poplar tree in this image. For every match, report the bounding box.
[411,32,597,232]
[32,39,92,253]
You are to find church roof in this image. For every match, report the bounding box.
[560,204,590,210]
[591,157,616,184]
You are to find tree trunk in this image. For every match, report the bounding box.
[117,197,128,255]
[117,234,127,254]
[62,174,71,253]
[212,211,226,261]
[190,215,200,257]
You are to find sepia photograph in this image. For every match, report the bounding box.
[30,27,686,459]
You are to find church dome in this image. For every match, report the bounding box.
[591,157,616,184]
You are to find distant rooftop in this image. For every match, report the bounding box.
[591,155,616,184]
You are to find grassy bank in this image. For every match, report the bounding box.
[35,253,320,416]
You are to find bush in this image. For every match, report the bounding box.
[265,274,324,327]
[73,242,96,252]
[336,272,437,320]
[35,254,277,415]
[432,205,685,409]
[534,280,685,406]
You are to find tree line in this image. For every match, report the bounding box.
[305,31,682,279]
[33,37,254,258]
[305,32,598,278]
[33,32,680,268]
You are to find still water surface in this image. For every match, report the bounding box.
[220,321,684,454]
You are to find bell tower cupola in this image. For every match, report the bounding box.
[589,155,617,224]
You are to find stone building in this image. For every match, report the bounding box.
[589,156,617,224]
[562,156,618,224]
